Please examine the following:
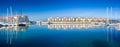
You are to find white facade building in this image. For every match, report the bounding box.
[0,14,29,25]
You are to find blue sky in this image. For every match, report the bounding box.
[0,0,120,21]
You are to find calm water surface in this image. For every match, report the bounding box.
[0,25,120,47]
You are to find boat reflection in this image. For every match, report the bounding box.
[0,26,28,32]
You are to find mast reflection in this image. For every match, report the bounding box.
[0,26,28,45]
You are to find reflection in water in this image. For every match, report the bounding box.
[0,25,120,47]
[106,26,120,47]
[47,24,120,47]
[48,24,105,30]
[48,24,120,31]
[5,26,28,32]
[0,26,28,45]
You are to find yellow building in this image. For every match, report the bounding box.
[76,17,82,22]
[62,17,68,22]
[48,17,54,22]
[69,17,75,22]
[47,17,107,23]
[55,17,61,22]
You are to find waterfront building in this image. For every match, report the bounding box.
[0,16,4,23]
[17,15,29,24]
[76,17,81,22]
[69,17,75,22]
[5,16,14,24]
[48,17,54,22]
[84,18,89,23]
[62,17,68,22]
[0,14,29,25]
[87,18,92,22]
[47,17,107,24]
[55,17,61,22]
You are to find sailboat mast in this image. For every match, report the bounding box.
[16,12,17,16]
[21,8,22,15]
[106,7,109,24]
[10,6,12,17]
[6,8,9,24]
[10,6,13,24]
[7,8,8,16]
[110,7,112,24]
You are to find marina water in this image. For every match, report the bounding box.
[0,25,120,47]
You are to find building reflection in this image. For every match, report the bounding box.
[48,24,105,30]
[48,24,120,46]
[0,26,28,45]
[48,23,120,31]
